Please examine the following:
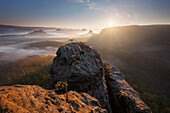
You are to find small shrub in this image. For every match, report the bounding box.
[79,41,85,47]
[55,81,69,102]
[103,63,112,76]
[69,38,75,43]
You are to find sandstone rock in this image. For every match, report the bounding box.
[0,85,107,113]
[105,64,152,113]
[47,43,111,112]
[47,42,152,113]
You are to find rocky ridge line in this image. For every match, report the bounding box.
[105,64,152,113]
[0,85,107,113]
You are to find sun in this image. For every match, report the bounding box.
[109,22,114,28]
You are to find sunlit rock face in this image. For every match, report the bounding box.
[0,85,107,113]
[105,64,152,113]
[47,42,112,112]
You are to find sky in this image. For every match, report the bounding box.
[0,0,170,29]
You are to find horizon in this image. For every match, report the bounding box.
[0,0,170,29]
[1,23,170,30]
[0,1,170,113]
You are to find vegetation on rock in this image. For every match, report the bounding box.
[55,81,69,102]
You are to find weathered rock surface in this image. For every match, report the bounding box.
[47,42,151,113]
[105,64,152,113]
[0,85,107,113]
[47,43,111,111]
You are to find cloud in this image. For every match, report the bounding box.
[87,3,94,9]
[87,2,95,10]
[71,0,95,10]
[76,0,84,3]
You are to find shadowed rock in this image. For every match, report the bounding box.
[47,42,112,112]
[105,64,152,113]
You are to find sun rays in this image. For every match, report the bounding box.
[109,23,114,28]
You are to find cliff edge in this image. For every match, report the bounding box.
[105,64,151,113]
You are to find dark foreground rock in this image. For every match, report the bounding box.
[47,43,111,111]
[0,85,107,113]
[105,64,152,113]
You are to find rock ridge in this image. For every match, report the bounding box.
[105,64,152,113]
[0,85,107,113]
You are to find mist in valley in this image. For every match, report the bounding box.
[0,24,170,113]
[0,26,95,64]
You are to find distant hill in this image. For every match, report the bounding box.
[0,24,56,35]
[87,25,170,113]
[26,30,49,36]
[87,25,170,96]
[87,30,94,34]
[82,28,87,31]
[87,25,170,49]
[0,24,54,30]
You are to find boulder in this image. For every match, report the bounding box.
[47,43,112,112]
[0,85,107,113]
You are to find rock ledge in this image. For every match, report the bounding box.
[0,85,107,113]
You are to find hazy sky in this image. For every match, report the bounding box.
[0,0,170,29]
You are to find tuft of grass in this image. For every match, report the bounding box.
[79,42,85,48]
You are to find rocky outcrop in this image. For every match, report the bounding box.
[88,30,93,34]
[0,85,107,113]
[105,64,152,113]
[47,42,151,113]
[47,43,111,111]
